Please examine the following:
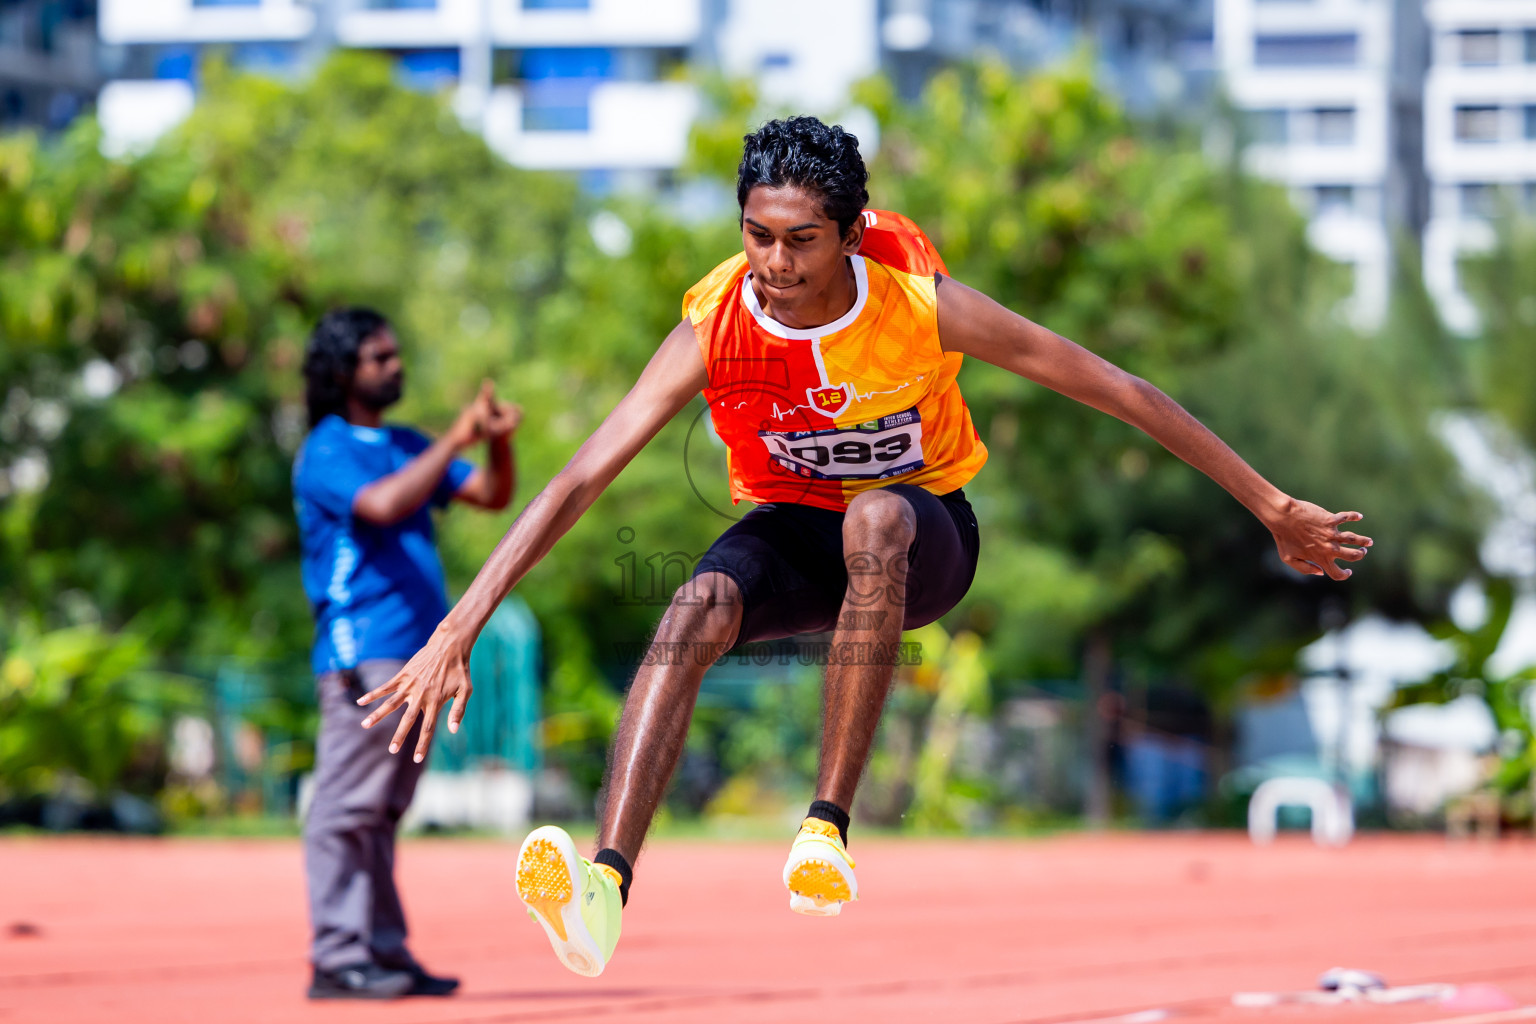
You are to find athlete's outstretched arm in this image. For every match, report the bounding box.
[358,320,710,760]
[936,276,1372,581]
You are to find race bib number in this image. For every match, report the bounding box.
[758,408,925,480]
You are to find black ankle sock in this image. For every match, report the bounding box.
[806,800,850,848]
[593,848,633,907]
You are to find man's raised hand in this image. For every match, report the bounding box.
[481,381,522,440]
[357,621,475,762]
[447,388,490,450]
[1267,499,1373,580]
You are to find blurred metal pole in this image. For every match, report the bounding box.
[457,0,493,130]
[1083,629,1113,828]
[299,0,340,77]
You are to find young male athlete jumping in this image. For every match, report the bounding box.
[356,117,1371,977]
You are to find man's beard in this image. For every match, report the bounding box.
[354,376,403,410]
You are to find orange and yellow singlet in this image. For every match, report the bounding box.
[683,209,987,512]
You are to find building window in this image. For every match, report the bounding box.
[1314,107,1355,145]
[521,47,613,81]
[1455,105,1501,143]
[192,0,262,6]
[155,47,198,81]
[522,80,592,130]
[520,47,613,132]
[523,0,590,8]
[1526,29,1536,63]
[1461,183,1499,219]
[1457,30,1501,66]
[366,1,439,8]
[1177,32,1214,72]
[1254,34,1358,67]
[1526,105,1536,140]
[1315,185,1354,216]
[396,49,459,90]
[1248,108,1288,144]
[232,43,298,76]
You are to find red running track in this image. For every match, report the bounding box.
[2,833,1534,1024]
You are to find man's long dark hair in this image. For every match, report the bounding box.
[736,116,870,235]
[302,307,388,428]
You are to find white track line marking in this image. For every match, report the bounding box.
[1410,1007,1536,1024]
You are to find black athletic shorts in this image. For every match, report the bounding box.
[692,484,981,650]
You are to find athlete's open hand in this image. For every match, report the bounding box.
[1267,499,1372,580]
[357,620,475,762]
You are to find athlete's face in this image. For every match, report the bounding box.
[349,329,404,410]
[741,185,862,315]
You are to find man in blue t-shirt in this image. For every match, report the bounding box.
[293,307,519,1000]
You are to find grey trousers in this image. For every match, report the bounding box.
[304,659,427,971]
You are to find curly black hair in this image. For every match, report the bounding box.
[736,116,869,236]
[302,307,389,428]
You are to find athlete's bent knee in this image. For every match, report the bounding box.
[661,571,740,634]
[653,573,740,666]
[843,489,917,551]
[671,571,740,610]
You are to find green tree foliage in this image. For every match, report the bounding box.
[1,54,583,667]
[0,623,198,796]
[1387,577,1534,805]
[0,54,756,801]
[1,55,656,797]
[1465,214,1536,449]
[1435,209,1536,798]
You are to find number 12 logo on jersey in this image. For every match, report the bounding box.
[806,384,850,417]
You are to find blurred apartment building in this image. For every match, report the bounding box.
[1422,1,1536,333]
[1217,0,1536,331]
[1214,0,1425,327]
[92,0,877,187]
[880,0,1217,112]
[7,0,1525,328]
[0,0,101,130]
[90,0,1206,179]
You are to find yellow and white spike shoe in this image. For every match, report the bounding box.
[782,817,857,917]
[515,826,623,977]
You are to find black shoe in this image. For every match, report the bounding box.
[401,965,460,997]
[307,962,414,1000]
[372,953,460,997]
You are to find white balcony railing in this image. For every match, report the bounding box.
[338,0,705,48]
[100,0,315,44]
[1425,65,1536,181]
[483,80,697,170]
[1424,214,1498,335]
[336,0,480,48]
[491,0,700,47]
[1308,211,1390,328]
[105,0,702,47]
[97,79,196,157]
[1425,0,1536,31]
[1243,142,1389,185]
